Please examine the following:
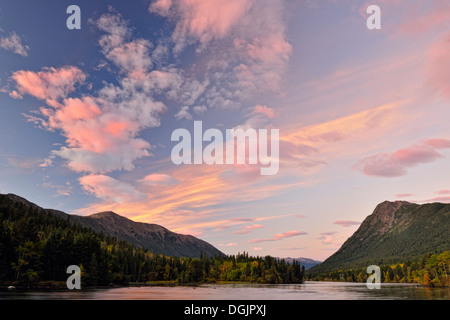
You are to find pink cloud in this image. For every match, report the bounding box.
[8,90,22,99]
[274,246,307,251]
[396,193,412,199]
[214,225,230,231]
[355,139,450,178]
[421,196,450,204]
[177,228,203,237]
[253,105,275,119]
[149,0,172,16]
[150,0,252,46]
[11,66,86,107]
[318,235,334,245]
[420,189,450,203]
[39,158,53,168]
[150,0,292,96]
[274,230,306,239]
[247,230,307,243]
[138,174,180,186]
[218,242,238,247]
[396,3,450,35]
[79,174,146,204]
[233,224,264,234]
[229,218,255,222]
[428,32,450,99]
[11,14,171,174]
[334,220,361,228]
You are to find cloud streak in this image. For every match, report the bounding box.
[246,230,307,243]
[138,173,180,186]
[334,220,361,228]
[233,224,264,234]
[79,174,146,204]
[354,139,450,178]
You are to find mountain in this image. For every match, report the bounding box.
[284,257,321,270]
[69,211,223,258]
[310,201,450,273]
[4,193,223,258]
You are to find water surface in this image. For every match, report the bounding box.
[1,282,448,300]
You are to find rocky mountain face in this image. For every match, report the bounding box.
[5,194,223,258]
[310,201,450,273]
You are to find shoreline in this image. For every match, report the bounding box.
[2,280,447,292]
[0,280,303,291]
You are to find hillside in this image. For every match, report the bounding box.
[284,257,321,270]
[70,211,222,258]
[0,193,304,285]
[4,193,223,258]
[310,201,450,273]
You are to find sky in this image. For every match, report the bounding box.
[1,0,450,261]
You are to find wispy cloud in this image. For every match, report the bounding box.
[232,224,264,234]
[420,189,450,204]
[150,0,293,106]
[427,30,450,99]
[138,173,180,187]
[274,246,308,251]
[334,220,361,228]
[41,181,73,197]
[6,156,41,172]
[396,193,412,199]
[246,230,307,243]
[0,32,29,56]
[354,139,450,178]
[79,174,146,204]
[421,196,450,203]
[174,106,192,121]
[318,235,334,245]
[253,105,276,119]
[218,242,238,247]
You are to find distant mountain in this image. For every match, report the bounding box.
[284,257,321,270]
[4,193,223,258]
[310,201,450,273]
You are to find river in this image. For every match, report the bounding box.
[1,282,449,300]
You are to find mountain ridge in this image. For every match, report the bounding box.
[283,257,321,270]
[4,193,223,258]
[310,200,450,273]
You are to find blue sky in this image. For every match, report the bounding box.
[1,0,450,261]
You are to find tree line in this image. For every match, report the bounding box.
[308,251,450,287]
[0,195,304,287]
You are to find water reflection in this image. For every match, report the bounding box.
[1,282,449,300]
